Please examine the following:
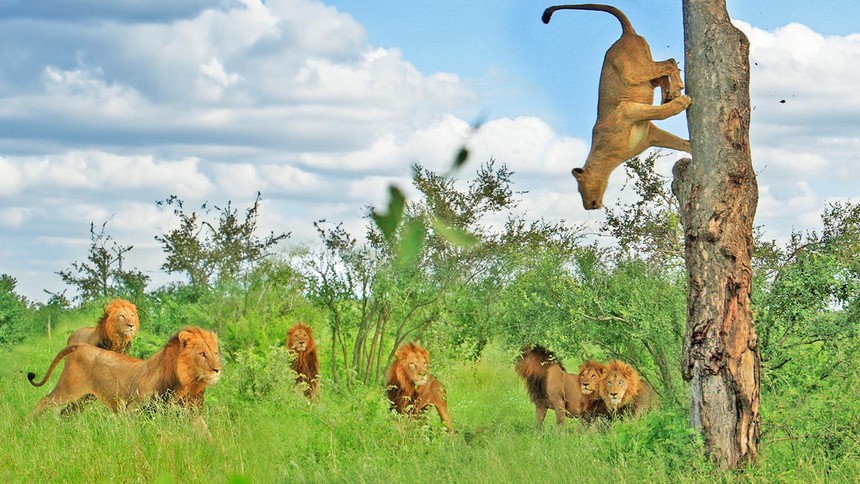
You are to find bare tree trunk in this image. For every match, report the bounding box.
[673,0,760,469]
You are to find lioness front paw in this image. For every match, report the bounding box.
[675,95,692,109]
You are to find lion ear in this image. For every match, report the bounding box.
[572,167,584,179]
[178,330,193,347]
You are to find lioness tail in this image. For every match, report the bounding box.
[542,4,636,35]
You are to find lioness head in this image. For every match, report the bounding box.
[397,342,430,387]
[287,323,315,353]
[572,167,609,210]
[578,360,606,396]
[104,298,140,342]
[177,327,221,386]
[601,360,642,409]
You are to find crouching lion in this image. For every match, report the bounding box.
[28,326,221,434]
[286,322,320,401]
[599,359,659,417]
[386,342,453,432]
[543,4,692,209]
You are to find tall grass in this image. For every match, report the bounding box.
[1,321,857,482]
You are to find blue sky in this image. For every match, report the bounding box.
[0,0,858,301]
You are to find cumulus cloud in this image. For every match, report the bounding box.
[732,20,860,241]
[0,2,856,301]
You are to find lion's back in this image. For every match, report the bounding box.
[67,327,97,346]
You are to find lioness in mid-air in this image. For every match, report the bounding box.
[543,4,692,209]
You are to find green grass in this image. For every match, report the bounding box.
[1,326,857,482]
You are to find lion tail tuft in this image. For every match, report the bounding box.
[28,345,78,387]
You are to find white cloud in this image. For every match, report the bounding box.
[0,207,27,227]
[731,20,860,242]
[0,3,857,301]
[0,157,24,196]
[7,152,213,196]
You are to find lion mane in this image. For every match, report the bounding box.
[516,346,607,427]
[29,326,221,431]
[286,323,320,400]
[599,359,658,417]
[67,298,140,354]
[385,342,453,432]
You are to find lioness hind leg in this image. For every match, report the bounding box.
[654,58,684,102]
[623,95,691,122]
[647,124,691,153]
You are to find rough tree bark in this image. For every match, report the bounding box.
[672,0,760,468]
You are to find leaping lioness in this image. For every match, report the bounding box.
[543,4,692,209]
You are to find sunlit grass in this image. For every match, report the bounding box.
[1,326,857,482]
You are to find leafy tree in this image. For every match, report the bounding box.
[155,192,290,288]
[603,153,683,267]
[57,221,149,302]
[0,274,30,345]
[757,201,860,370]
[305,158,531,384]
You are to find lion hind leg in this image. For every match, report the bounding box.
[535,405,548,430]
[32,387,90,417]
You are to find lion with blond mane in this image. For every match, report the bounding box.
[286,323,320,400]
[599,359,658,417]
[29,326,221,433]
[67,298,140,354]
[385,342,453,432]
[516,346,608,428]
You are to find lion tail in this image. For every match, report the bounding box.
[542,4,636,35]
[515,345,562,406]
[28,345,78,387]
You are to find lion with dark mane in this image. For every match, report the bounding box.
[516,346,608,428]
[385,342,453,432]
[67,298,140,354]
[286,323,320,400]
[29,326,221,432]
[598,359,658,418]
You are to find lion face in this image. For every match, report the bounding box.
[601,360,642,410]
[395,343,430,387]
[572,167,609,210]
[109,304,140,341]
[578,360,606,396]
[603,371,629,407]
[287,324,315,353]
[403,352,429,386]
[178,328,221,386]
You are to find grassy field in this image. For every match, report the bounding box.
[1,321,857,483]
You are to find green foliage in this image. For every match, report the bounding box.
[0,274,30,346]
[155,192,290,288]
[5,332,858,482]
[603,153,683,267]
[756,201,860,371]
[57,220,149,302]
[229,345,298,401]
